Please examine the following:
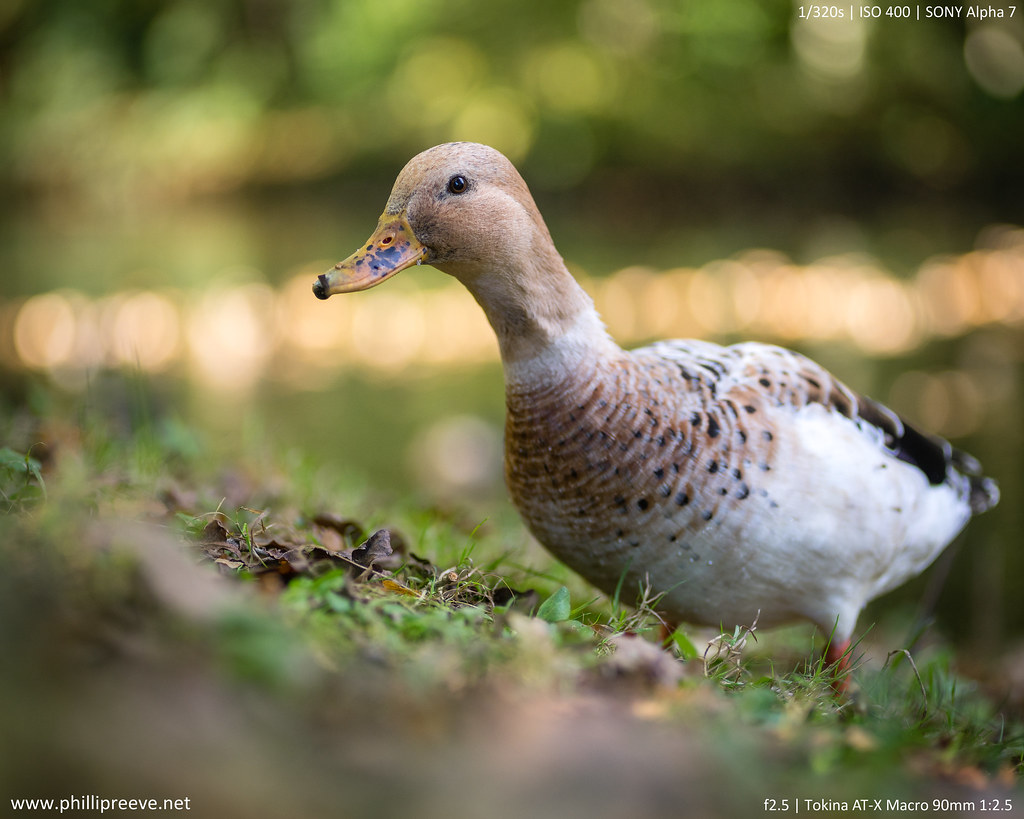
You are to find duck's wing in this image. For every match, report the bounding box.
[639,339,999,515]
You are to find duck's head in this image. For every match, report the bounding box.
[312,142,611,367]
[313,142,553,300]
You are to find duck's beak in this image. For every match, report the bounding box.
[312,214,427,300]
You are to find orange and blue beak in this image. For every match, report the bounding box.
[312,213,427,299]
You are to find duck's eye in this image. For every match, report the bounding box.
[447,175,468,194]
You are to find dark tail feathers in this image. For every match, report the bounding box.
[860,397,999,515]
[949,448,1000,514]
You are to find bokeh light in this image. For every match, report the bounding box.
[523,42,616,115]
[111,291,181,370]
[185,281,277,391]
[449,88,535,162]
[964,25,1024,98]
[792,14,868,81]
[14,292,79,370]
[6,227,1020,424]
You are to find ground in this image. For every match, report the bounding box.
[0,385,1021,819]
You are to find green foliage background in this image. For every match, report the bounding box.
[2,0,1021,212]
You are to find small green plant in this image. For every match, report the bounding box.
[0,446,46,511]
[703,616,759,687]
[536,585,571,623]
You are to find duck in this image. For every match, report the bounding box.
[312,142,1000,678]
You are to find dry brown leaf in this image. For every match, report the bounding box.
[352,529,394,569]
[312,522,347,553]
[200,518,232,545]
[312,513,364,545]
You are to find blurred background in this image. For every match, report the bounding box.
[0,0,1022,651]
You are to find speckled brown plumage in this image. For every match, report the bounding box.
[504,337,997,633]
[313,142,1000,673]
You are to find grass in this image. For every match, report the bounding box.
[1,378,1021,818]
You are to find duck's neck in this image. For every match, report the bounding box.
[445,243,621,388]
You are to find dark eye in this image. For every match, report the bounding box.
[447,175,468,194]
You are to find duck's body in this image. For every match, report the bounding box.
[313,142,999,668]
[505,335,989,643]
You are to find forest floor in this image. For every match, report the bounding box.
[1,382,1021,819]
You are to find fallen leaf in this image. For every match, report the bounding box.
[312,513,364,545]
[381,578,420,598]
[312,522,346,553]
[352,529,399,571]
[200,518,232,545]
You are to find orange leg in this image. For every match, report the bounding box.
[825,637,852,693]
